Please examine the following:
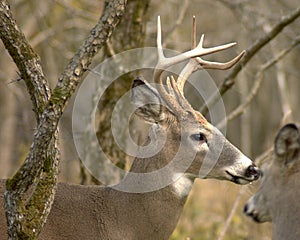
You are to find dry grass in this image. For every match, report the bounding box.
[171,180,272,240]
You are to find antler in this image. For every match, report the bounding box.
[154,16,245,116]
[177,16,245,93]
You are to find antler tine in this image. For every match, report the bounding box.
[177,50,246,93]
[154,16,245,115]
[169,75,194,112]
[154,16,241,84]
[196,35,238,56]
[177,17,245,94]
[177,50,246,94]
[177,16,199,94]
[195,50,246,70]
[192,16,196,49]
[166,76,174,96]
[176,62,196,94]
[154,16,194,115]
[156,16,164,62]
[154,16,183,113]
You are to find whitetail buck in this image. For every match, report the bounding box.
[244,124,300,240]
[0,17,259,239]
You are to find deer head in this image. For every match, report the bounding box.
[244,124,300,223]
[128,16,260,191]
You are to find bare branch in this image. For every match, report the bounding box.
[255,147,273,166]
[201,6,300,115]
[30,18,92,48]
[0,0,51,122]
[262,21,295,124]
[53,0,99,21]
[217,36,300,129]
[163,0,190,47]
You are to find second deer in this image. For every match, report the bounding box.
[0,16,260,240]
[244,124,300,240]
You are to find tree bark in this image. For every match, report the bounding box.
[94,0,150,181]
[0,0,127,238]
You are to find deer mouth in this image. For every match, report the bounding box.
[225,170,257,185]
[245,211,263,223]
[243,204,270,223]
[225,164,260,185]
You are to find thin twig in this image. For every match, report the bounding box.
[255,147,273,166]
[218,186,246,240]
[163,0,189,47]
[30,18,92,47]
[0,0,51,121]
[53,0,99,21]
[261,22,294,124]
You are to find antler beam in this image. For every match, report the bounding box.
[154,16,245,97]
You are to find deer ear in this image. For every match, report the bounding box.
[274,124,300,166]
[131,77,165,124]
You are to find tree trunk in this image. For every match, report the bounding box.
[0,0,127,238]
[92,0,150,184]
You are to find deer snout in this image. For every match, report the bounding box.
[244,202,260,222]
[244,201,253,216]
[224,155,260,184]
[244,198,268,223]
[245,165,260,180]
[244,193,272,223]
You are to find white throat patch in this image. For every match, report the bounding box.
[172,174,194,198]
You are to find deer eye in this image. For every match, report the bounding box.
[191,133,207,143]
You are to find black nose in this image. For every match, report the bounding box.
[245,165,260,180]
[244,204,249,213]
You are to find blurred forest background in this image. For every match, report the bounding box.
[1,0,300,239]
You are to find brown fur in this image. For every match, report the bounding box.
[0,78,259,239]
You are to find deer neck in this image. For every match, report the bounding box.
[101,182,192,240]
[108,177,194,240]
[100,125,197,239]
[271,172,300,240]
[113,123,194,220]
[125,124,195,197]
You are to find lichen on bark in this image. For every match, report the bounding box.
[0,0,127,238]
[95,0,150,182]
